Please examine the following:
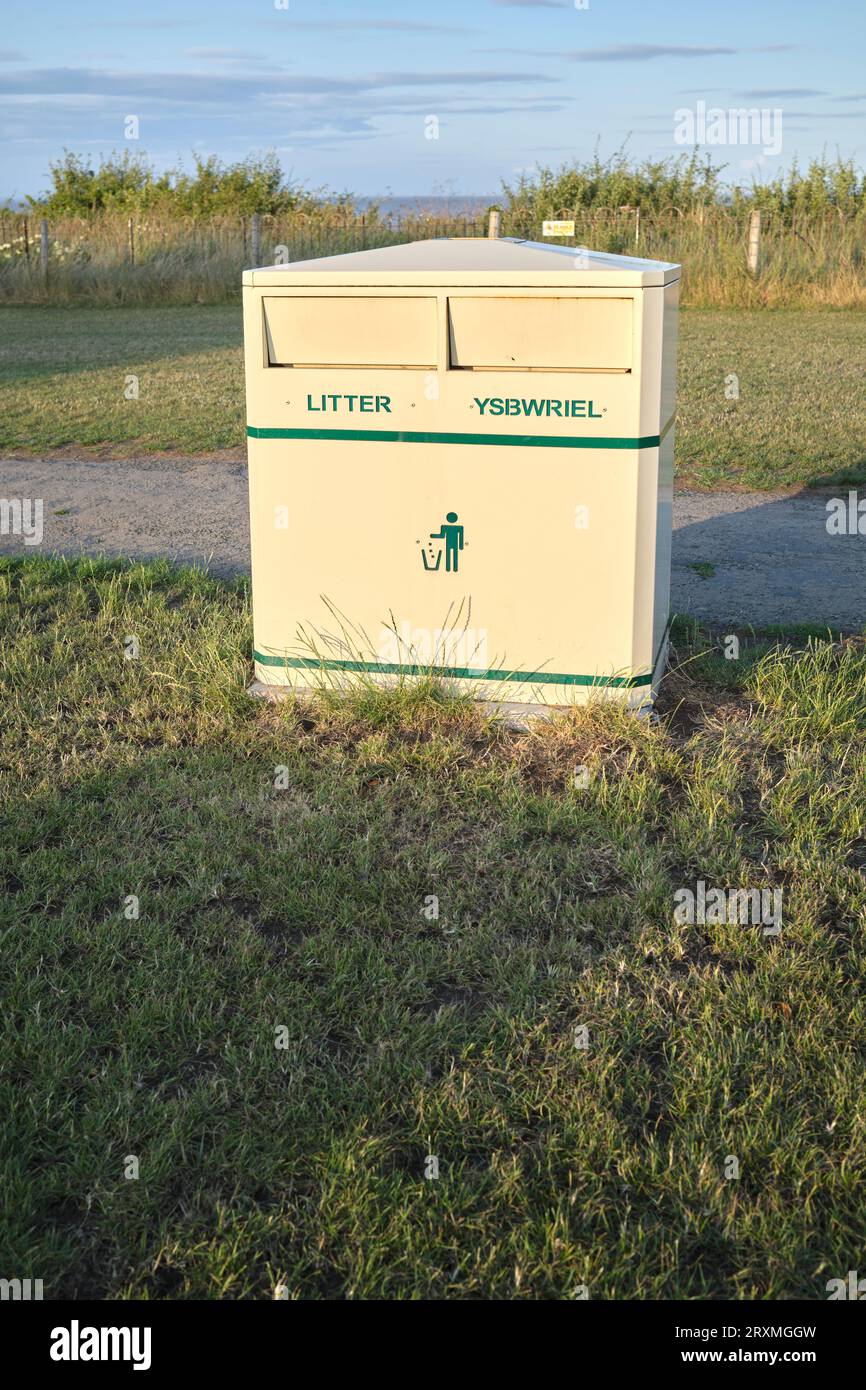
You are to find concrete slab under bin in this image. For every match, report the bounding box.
[247,680,658,731]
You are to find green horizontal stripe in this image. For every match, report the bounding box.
[248,426,661,449]
[253,651,652,688]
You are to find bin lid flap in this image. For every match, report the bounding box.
[245,237,681,288]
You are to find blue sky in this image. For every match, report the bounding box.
[1,0,864,201]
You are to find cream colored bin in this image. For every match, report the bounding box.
[243,238,680,711]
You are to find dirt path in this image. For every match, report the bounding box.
[1,456,863,630]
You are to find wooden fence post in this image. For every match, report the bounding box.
[128,217,135,266]
[251,212,261,266]
[487,208,500,239]
[40,218,49,275]
[634,206,641,247]
[22,216,30,263]
[747,209,761,275]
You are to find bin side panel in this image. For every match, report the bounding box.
[652,279,679,666]
[631,445,660,682]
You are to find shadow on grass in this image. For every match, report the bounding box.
[3,554,864,1298]
[0,304,243,385]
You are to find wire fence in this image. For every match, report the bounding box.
[1,205,863,307]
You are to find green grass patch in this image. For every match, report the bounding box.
[1,306,864,489]
[0,306,243,455]
[677,309,866,489]
[1,556,864,1299]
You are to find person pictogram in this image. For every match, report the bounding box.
[426,511,464,573]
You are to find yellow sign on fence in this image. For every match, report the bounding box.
[542,219,575,237]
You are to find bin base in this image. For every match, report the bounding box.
[247,679,656,730]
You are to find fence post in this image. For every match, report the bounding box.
[23,216,30,263]
[40,218,49,275]
[128,217,135,266]
[634,206,640,248]
[487,208,500,239]
[747,209,761,275]
[251,212,261,266]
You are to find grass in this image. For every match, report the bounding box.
[1,554,864,1300]
[0,306,243,456]
[677,310,866,490]
[1,305,864,489]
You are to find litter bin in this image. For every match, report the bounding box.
[243,238,680,712]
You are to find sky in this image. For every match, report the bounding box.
[0,0,864,203]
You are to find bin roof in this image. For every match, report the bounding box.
[244,237,681,288]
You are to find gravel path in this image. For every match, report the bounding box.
[1,456,863,630]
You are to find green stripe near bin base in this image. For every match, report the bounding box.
[247,426,662,449]
[252,651,653,688]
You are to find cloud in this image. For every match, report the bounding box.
[0,66,556,104]
[565,44,739,62]
[183,48,264,61]
[432,102,566,116]
[638,107,866,128]
[484,43,799,62]
[758,109,866,118]
[733,89,825,99]
[563,44,797,62]
[0,48,24,61]
[75,19,198,29]
[257,20,476,33]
